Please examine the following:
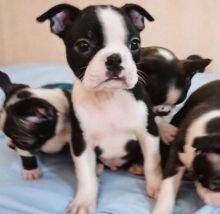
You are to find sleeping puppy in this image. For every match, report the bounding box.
[37,3,161,214]
[139,47,211,143]
[152,80,220,214]
[0,71,71,180]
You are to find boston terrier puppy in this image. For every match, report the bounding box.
[37,3,161,214]
[152,80,220,214]
[139,47,211,143]
[127,48,211,175]
[0,71,71,180]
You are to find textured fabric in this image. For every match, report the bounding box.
[0,64,220,214]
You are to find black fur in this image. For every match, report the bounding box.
[17,91,32,99]
[4,97,57,152]
[21,156,38,170]
[139,47,211,109]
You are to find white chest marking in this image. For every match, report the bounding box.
[72,80,147,160]
[179,110,220,169]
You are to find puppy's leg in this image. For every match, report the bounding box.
[155,116,178,144]
[16,148,41,180]
[152,149,185,214]
[69,141,98,214]
[138,131,162,198]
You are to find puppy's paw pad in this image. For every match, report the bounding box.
[128,164,144,175]
[68,200,95,214]
[22,168,42,180]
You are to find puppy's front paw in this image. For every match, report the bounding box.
[159,123,178,144]
[22,168,42,180]
[146,172,162,199]
[68,198,96,214]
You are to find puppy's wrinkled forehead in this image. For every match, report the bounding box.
[71,6,138,45]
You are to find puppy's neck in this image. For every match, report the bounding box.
[73,78,117,104]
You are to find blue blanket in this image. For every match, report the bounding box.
[0,64,220,214]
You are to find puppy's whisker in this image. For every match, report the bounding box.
[137,74,146,86]
[136,62,145,65]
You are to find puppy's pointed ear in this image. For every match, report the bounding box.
[122,4,154,31]
[36,4,81,38]
[180,58,211,77]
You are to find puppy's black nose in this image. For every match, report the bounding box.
[105,54,122,76]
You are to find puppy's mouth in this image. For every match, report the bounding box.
[105,76,125,82]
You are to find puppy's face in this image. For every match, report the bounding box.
[139,49,211,115]
[194,152,220,191]
[37,4,154,90]
[193,137,220,191]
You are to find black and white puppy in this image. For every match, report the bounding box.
[152,80,220,214]
[139,47,211,143]
[37,3,161,214]
[0,71,71,180]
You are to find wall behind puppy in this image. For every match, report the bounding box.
[0,0,220,72]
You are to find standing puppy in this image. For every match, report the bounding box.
[37,3,161,214]
[0,71,71,180]
[152,80,220,214]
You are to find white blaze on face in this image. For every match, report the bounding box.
[180,110,220,169]
[166,84,181,105]
[83,7,138,90]
[157,48,175,61]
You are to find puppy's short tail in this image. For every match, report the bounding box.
[0,71,13,95]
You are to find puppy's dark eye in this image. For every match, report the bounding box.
[128,38,140,51]
[74,40,91,54]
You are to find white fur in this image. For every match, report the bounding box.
[179,110,220,169]
[152,85,181,114]
[82,7,138,90]
[157,48,175,61]
[69,141,98,214]
[41,124,70,153]
[29,88,69,113]
[0,109,7,129]
[6,88,69,113]
[73,79,147,164]
[138,132,162,197]
[166,85,181,105]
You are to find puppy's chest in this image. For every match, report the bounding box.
[73,88,147,152]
